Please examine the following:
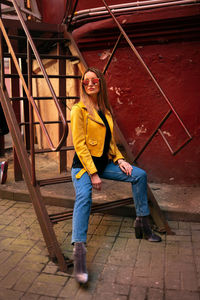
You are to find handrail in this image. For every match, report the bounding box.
[0,0,68,151]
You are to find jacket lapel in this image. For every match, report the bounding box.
[77,101,113,130]
[77,101,104,125]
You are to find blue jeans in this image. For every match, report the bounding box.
[71,162,150,244]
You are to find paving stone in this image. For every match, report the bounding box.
[147,288,163,300]
[125,238,140,251]
[89,215,103,225]
[42,264,58,274]
[94,225,108,236]
[88,235,115,249]
[87,263,104,283]
[13,202,32,208]
[168,221,179,229]
[0,288,23,300]
[0,249,12,264]
[112,237,128,251]
[20,292,40,300]
[165,290,200,300]
[0,196,199,300]
[96,281,129,296]
[190,223,200,230]
[14,271,39,292]
[0,199,15,206]
[17,261,45,272]
[0,266,25,288]
[93,293,128,300]
[75,288,93,300]
[0,237,16,249]
[179,221,191,230]
[129,286,147,300]
[39,297,57,300]
[0,229,21,238]
[87,224,98,235]
[131,275,150,288]
[108,250,136,266]
[3,207,27,217]
[115,266,133,285]
[101,219,122,226]
[86,246,98,263]
[36,273,68,286]
[118,231,134,239]
[58,277,79,298]
[28,279,63,297]
[166,234,191,242]
[192,231,200,242]
[99,264,118,283]
[121,218,134,227]
[21,253,49,264]
[0,215,17,225]
[0,252,25,277]
[93,247,110,264]
[165,271,181,290]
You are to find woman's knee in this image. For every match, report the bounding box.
[131,166,147,180]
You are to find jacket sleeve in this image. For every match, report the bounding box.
[71,105,98,175]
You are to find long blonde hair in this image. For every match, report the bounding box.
[80,67,112,115]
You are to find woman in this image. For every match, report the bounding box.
[71,67,161,284]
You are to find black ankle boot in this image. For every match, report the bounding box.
[134,216,162,242]
[73,242,88,284]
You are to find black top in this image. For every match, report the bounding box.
[72,110,111,174]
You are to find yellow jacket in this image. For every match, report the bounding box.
[71,101,124,178]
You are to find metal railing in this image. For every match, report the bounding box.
[0,0,68,152]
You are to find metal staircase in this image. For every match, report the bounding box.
[0,0,173,272]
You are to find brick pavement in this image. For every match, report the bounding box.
[0,198,199,300]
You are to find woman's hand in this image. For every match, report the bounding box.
[118,159,133,176]
[91,173,102,190]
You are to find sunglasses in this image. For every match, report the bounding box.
[82,78,100,86]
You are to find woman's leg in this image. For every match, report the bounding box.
[101,162,161,242]
[101,162,150,217]
[71,168,91,284]
[71,168,92,244]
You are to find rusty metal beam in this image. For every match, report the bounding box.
[57,40,67,173]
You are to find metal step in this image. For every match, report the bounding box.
[4,52,80,61]
[49,198,133,223]
[10,96,80,101]
[5,74,81,79]
[8,34,70,43]
[38,175,72,186]
[32,146,74,154]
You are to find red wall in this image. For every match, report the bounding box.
[35,1,200,185]
[72,4,200,185]
[80,43,200,185]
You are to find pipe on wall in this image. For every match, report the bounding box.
[72,0,199,22]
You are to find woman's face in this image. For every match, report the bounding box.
[82,71,100,98]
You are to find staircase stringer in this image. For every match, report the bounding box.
[63,29,87,75]
[0,85,67,272]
